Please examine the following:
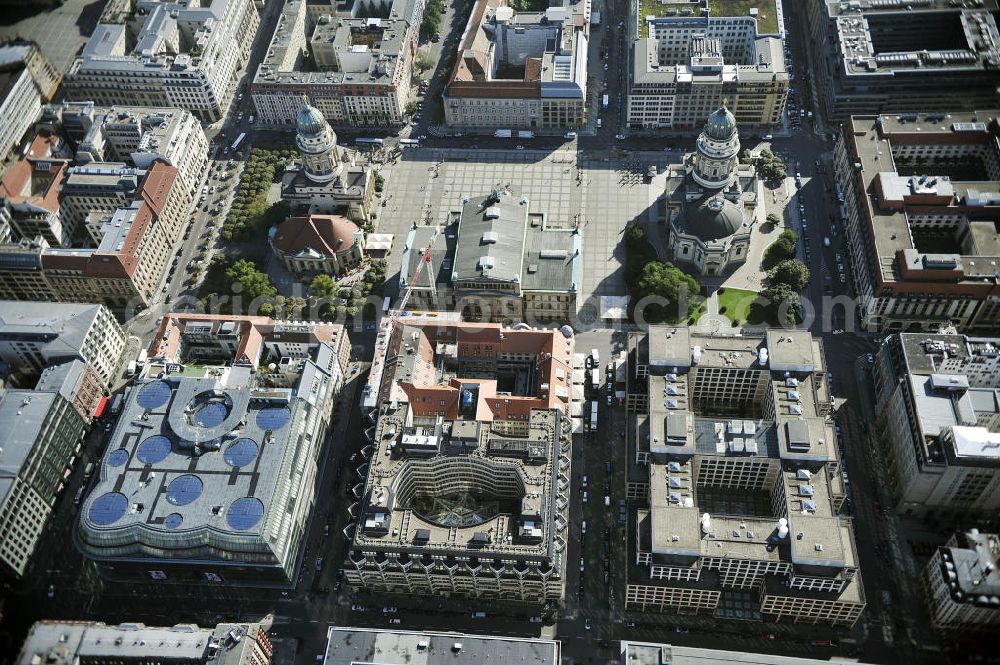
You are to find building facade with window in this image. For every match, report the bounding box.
[0,301,125,388]
[251,0,419,129]
[0,374,90,578]
[623,327,865,626]
[76,314,349,585]
[347,320,575,603]
[804,0,1000,121]
[64,0,260,123]
[443,0,589,130]
[17,620,273,665]
[834,111,1000,333]
[872,333,1000,520]
[920,529,1000,635]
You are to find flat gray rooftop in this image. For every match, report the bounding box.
[324,627,560,665]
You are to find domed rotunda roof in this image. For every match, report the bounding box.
[297,103,328,137]
[703,106,737,141]
[684,195,744,241]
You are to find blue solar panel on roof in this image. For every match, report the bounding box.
[107,449,129,467]
[227,497,264,531]
[137,435,172,464]
[137,381,171,409]
[256,407,291,431]
[224,438,258,468]
[89,492,128,526]
[166,474,203,506]
[194,401,228,428]
[165,513,183,529]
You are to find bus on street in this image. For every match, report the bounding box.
[231,132,246,151]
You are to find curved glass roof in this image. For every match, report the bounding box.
[164,513,184,529]
[257,406,291,431]
[106,449,129,467]
[193,401,228,428]
[166,474,203,506]
[89,492,128,526]
[137,435,172,465]
[137,381,171,410]
[224,438,259,468]
[227,497,264,531]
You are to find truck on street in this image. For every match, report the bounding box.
[517,130,535,139]
[494,129,513,138]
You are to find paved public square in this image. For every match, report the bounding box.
[376,147,680,312]
[0,0,103,74]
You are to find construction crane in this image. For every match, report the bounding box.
[392,226,440,321]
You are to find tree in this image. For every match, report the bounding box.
[226,260,277,311]
[405,100,419,116]
[758,283,801,326]
[762,229,798,269]
[636,261,700,307]
[765,212,781,226]
[768,259,810,292]
[374,173,385,193]
[756,149,787,186]
[414,50,435,73]
[309,274,339,299]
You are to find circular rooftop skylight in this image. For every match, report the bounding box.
[137,381,171,410]
[106,449,129,467]
[227,497,264,531]
[89,492,128,526]
[137,435,172,465]
[224,438,258,468]
[256,406,291,431]
[166,474,203,506]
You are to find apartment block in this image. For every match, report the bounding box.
[623,328,864,626]
[0,54,43,165]
[920,530,1000,635]
[76,314,349,585]
[323,627,559,665]
[621,642,875,665]
[73,105,209,196]
[59,162,147,243]
[834,111,1000,333]
[443,0,589,130]
[805,0,1000,121]
[64,0,260,123]
[0,161,190,311]
[251,0,420,129]
[628,1,788,131]
[347,320,574,603]
[0,134,72,246]
[873,333,1000,519]
[0,301,125,388]
[0,375,90,578]
[17,620,273,665]
[398,188,581,322]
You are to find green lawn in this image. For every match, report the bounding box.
[639,0,780,38]
[717,287,759,325]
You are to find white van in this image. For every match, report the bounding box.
[604,496,611,507]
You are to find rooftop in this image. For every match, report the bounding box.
[638,0,780,38]
[622,641,877,665]
[352,322,574,563]
[76,316,344,570]
[826,0,1000,75]
[323,626,559,665]
[842,112,1000,290]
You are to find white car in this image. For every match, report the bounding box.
[564,131,577,139]
[383,607,398,614]
[615,134,626,140]
[515,145,525,150]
